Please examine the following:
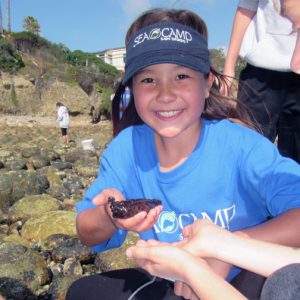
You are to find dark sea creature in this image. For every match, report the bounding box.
[108,196,162,219]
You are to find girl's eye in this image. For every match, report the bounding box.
[177,74,190,80]
[141,77,154,84]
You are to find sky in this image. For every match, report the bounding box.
[1,0,239,53]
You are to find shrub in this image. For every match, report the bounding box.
[0,37,24,71]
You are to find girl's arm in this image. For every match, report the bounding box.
[76,207,115,247]
[239,208,300,247]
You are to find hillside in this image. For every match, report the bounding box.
[0,31,121,121]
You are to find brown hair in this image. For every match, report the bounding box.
[112,8,260,136]
[56,102,64,107]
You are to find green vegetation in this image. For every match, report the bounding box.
[210,48,226,72]
[94,82,114,114]
[66,50,119,76]
[10,84,18,107]
[22,16,40,35]
[0,31,120,118]
[0,36,24,71]
[210,47,246,76]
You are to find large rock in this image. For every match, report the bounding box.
[48,275,81,300]
[8,194,62,223]
[0,241,50,293]
[95,231,139,272]
[22,211,77,243]
[51,237,96,263]
[0,277,37,300]
[0,171,50,212]
[41,79,91,116]
[0,73,92,116]
[0,173,12,211]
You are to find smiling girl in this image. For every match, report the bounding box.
[67,8,300,300]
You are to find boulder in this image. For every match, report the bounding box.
[0,241,50,293]
[51,237,96,264]
[95,231,139,272]
[8,194,62,223]
[22,211,77,243]
[0,171,50,211]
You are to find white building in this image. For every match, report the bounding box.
[95,47,126,71]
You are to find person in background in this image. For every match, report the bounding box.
[119,85,131,119]
[127,219,300,300]
[56,102,69,143]
[223,0,300,164]
[281,0,300,73]
[66,7,300,300]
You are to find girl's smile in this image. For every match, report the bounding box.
[156,109,183,119]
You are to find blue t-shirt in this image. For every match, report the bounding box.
[77,119,300,253]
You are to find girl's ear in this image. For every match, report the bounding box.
[205,72,214,98]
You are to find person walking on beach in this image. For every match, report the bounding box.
[56,102,69,143]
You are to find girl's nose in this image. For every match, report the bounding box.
[156,82,176,103]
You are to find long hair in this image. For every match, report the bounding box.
[112,8,260,136]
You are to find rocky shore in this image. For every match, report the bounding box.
[0,116,138,300]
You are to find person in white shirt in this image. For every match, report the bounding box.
[223,0,300,164]
[56,102,69,143]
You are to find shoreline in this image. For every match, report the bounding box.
[0,115,100,127]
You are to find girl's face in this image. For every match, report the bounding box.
[132,63,211,140]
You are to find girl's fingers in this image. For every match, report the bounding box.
[92,188,124,206]
[126,245,150,259]
[182,223,192,238]
[127,205,162,232]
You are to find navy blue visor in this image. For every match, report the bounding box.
[123,22,211,84]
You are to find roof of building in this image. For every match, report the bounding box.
[94,47,125,56]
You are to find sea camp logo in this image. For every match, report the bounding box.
[149,28,161,39]
[153,204,236,237]
[155,211,179,234]
[133,26,193,47]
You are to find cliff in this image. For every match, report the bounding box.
[0,72,92,116]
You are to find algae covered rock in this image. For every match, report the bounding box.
[22,210,77,243]
[95,231,139,272]
[8,194,62,223]
[0,241,50,292]
[0,171,49,212]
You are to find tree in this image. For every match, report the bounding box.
[23,16,40,35]
[210,48,226,72]
[6,0,10,32]
[0,1,3,34]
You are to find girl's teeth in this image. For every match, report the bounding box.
[158,110,180,117]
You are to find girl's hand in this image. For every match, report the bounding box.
[126,240,198,283]
[110,205,162,233]
[92,190,162,233]
[179,219,233,278]
[127,240,207,300]
[179,219,228,257]
[174,281,200,300]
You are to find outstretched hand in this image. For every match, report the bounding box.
[178,219,233,278]
[127,239,207,284]
[92,189,162,233]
